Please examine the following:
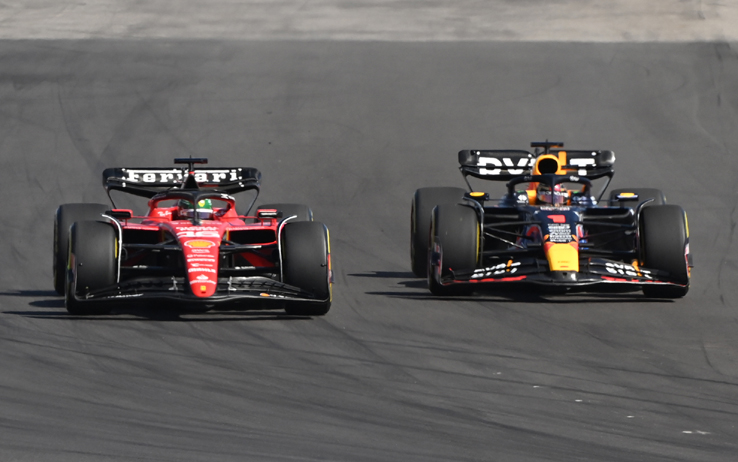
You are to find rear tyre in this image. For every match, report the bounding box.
[640,205,690,298]
[257,203,313,222]
[411,187,467,277]
[609,188,665,208]
[66,220,117,315]
[428,203,479,296]
[53,203,109,294]
[281,221,331,316]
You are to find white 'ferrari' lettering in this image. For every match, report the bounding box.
[121,169,240,184]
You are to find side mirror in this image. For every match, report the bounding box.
[256,209,283,219]
[106,209,133,220]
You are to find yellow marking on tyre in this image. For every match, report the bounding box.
[684,212,689,238]
[326,227,333,302]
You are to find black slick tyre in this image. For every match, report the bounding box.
[609,188,665,208]
[257,203,313,222]
[54,203,109,294]
[640,205,690,298]
[428,203,479,296]
[411,187,467,277]
[66,220,117,315]
[281,221,331,316]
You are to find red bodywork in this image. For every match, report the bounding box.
[115,197,280,299]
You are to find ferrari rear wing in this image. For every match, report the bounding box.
[102,166,262,199]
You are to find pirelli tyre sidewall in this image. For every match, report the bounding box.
[66,220,117,315]
[411,187,467,278]
[53,203,109,295]
[428,202,479,296]
[281,221,331,316]
[640,204,690,298]
[257,203,313,222]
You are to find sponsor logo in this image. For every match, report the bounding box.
[605,262,652,279]
[547,223,573,243]
[185,240,216,249]
[259,293,286,298]
[189,263,215,268]
[186,258,217,263]
[471,261,522,279]
[177,226,219,231]
[570,158,596,167]
[121,169,241,184]
[189,268,217,274]
[189,248,213,254]
[477,156,535,176]
[570,158,596,175]
[194,275,217,284]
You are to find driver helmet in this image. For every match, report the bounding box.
[537,184,567,206]
[178,199,214,219]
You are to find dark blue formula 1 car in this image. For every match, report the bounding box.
[411,141,691,298]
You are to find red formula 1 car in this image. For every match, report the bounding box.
[411,141,692,298]
[53,158,332,315]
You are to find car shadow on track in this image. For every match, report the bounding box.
[349,272,677,304]
[0,290,314,322]
[348,271,426,289]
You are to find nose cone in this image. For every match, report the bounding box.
[169,220,225,299]
[538,211,580,272]
[544,242,580,272]
[182,239,220,297]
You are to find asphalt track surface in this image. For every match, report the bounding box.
[1,39,738,461]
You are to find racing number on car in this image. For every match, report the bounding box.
[177,230,220,238]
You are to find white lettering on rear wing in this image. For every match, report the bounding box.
[120,168,241,184]
[478,157,536,176]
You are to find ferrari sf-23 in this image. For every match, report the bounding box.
[411,141,692,298]
[54,158,332,315]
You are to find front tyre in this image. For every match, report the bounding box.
[640,205,690,298]
[53,203,109,294]
[411,187,467,277]
[66,220,117,315]
[428,203,479,296]
[281,221,331,316]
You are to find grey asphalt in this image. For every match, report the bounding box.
[1,23,737,462]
